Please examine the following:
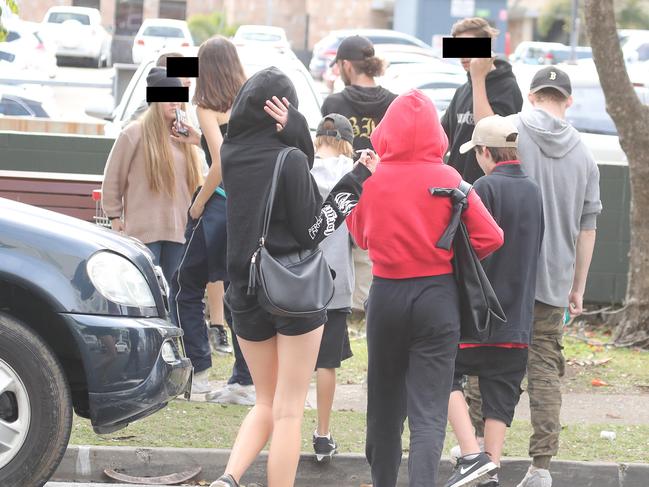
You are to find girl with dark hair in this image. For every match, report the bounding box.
[211,67,375,487]
[170,35,251,397]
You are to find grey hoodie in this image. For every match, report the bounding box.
[510,108,602,308]
[311,154,355,310]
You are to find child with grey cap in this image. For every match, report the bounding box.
[310,113,356,462]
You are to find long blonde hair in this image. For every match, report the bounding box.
[140,103,202,197]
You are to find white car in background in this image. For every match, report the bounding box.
[87,45,322,138]
[132,19,194,65]
[619,29,649,64]
[233,25,291,51]
[41,6,112,68]
[0,20,58,78]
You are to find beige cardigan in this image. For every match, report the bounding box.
[102,121,193,244]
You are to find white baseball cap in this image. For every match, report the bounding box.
[459,115,519,154]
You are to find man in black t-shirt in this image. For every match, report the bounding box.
[322,35,397,153]
[441,17,523,183]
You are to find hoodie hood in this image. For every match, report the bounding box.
[228,67,299,139]
[517,107,581,158]
[371,89,448,164]
[340,85,396,118]
[226,66,313,163]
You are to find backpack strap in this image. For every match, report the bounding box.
[429,179,472,251]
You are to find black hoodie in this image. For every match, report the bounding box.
[321,85,397,152]
[221,67,371,295]
[441,59,523,183]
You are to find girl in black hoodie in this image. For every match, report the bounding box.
[211,67,374,487]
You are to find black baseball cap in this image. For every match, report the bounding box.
[330,35,375,67]
[530,66,572,97]
[316,113,354,145]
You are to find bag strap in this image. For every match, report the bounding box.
[429,179,473,250]
[259,147,297,246]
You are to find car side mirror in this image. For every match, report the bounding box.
[85,102,114,121]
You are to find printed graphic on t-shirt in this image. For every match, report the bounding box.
[349,116,376,139]
[457,111,475,126]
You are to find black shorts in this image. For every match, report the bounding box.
[225,285,326,342]
[316,309,353,369]
[452,347,528,426]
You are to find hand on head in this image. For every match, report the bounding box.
[264,96,291,132]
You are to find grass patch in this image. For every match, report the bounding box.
[70,400,649,463]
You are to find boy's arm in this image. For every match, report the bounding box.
[470,58,495,123]
[569,230,596,317]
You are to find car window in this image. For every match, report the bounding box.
[23,99,48,117]
[6,31,20,42]
[419,81,463,90]
[567,86,617,135]
[142,26,185,38]
[47,12,91,25]
[637,43,649,62]
[0,97,32,116]
[368,36,418,46]
[239,33,283,42]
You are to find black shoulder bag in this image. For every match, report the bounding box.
[247,147,335,317]
[429,180,507,342]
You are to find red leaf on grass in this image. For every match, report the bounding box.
[591,378,609,387]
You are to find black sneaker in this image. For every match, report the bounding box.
[444,452,498,487]
[478,479,500,487]
[313,433,337,462]
[210,474,239,487]
[209,325,233,354]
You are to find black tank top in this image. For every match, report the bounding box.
[200,123,228,168]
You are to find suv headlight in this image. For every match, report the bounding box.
[87,251,156,308]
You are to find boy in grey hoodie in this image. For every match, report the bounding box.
[465,67,602,487]
[310,114,357,462]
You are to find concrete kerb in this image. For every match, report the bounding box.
[54,446,649,486]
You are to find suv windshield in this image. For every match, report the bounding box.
[142,26,184,38]
[567,85,617,135]
[47,12,90,25]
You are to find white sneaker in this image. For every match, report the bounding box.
[516,466,552,487]
[206,383,256,406]
[450,437,485,464]
[191,369,214,395]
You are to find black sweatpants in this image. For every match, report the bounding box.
[366,274,460,487]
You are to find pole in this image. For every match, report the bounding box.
[569,0,579,63]
[266,0,273,26]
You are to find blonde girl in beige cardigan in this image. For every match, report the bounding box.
[102,69,202,283]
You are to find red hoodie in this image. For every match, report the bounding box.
[347,89,504,279]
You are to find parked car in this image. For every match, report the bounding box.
[87,45,322,137]
[0,196,192,486]
[41,6,112,68]
[310,29,432,79]
[380,60,466,113]
[232,24,291,51]
[510,41,592,65]
[131,18,194,65]
[0,20,58,78]
[619,30,649,63]
[0,85,57,118]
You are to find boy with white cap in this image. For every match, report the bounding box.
[444,115,544,487]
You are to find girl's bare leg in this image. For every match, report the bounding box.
[206,281,225,325]
[316,368,336,436]
[267,326,324,487]
[223,335,278,482]
[448,390,482,455]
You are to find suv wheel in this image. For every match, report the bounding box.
[0,312,72,486]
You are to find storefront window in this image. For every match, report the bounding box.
[115,0,144,36]
[159,0,187,21]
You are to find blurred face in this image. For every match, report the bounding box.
[338,60,352,86]
[456,31,483,72]
[474,146,495,174]
[180,77,191,88]
[160,102,180,122]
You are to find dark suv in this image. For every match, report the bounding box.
[0,197,192,486]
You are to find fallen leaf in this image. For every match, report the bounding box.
[606,413,623,419]
[591,378,609,387]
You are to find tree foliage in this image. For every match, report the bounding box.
[539,0,649,42]
[0,0,20,42]
[187,12,237,45]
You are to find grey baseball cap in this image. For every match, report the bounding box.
[316,113,354,145]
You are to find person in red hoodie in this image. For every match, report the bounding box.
[347,89,504,487]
